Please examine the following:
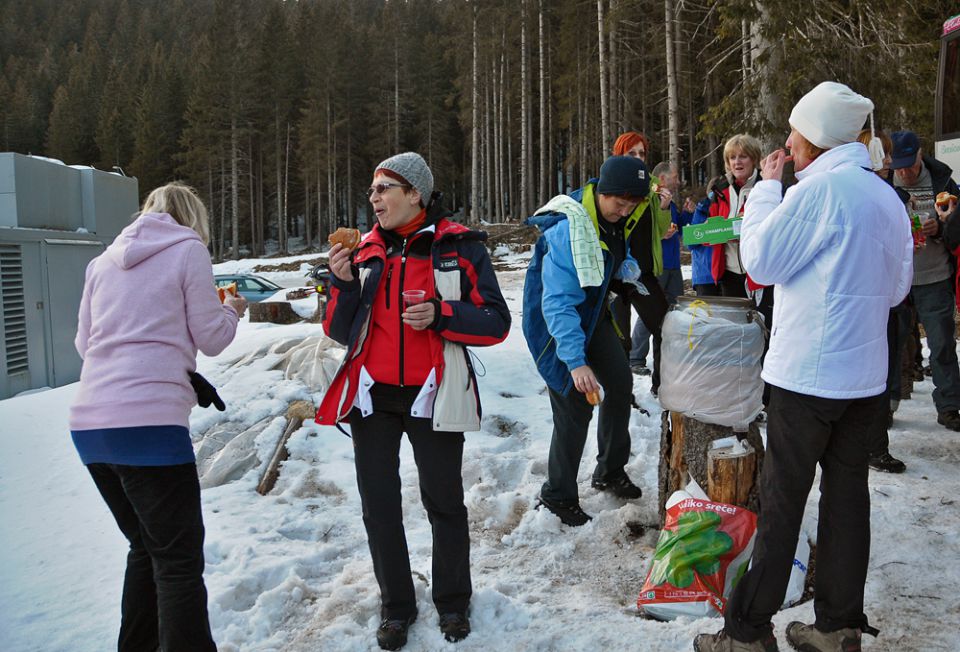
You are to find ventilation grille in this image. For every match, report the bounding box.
[0,245,27,375]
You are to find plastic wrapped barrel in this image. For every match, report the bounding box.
[658,296,765,431]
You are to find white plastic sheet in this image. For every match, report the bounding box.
[659,303,765,430]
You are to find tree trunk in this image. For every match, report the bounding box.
[484,62,493,221]
[248,134,257,255]
[284,121,291,240]
[664,0,680,167]
[276,110,285,252]
[470,5,479,223]
[657,411,765,522]
[597,0,610,156]
[230,118,239,259]
[538,0,547,207]
[751,4,780,151]
[520,0,530,218]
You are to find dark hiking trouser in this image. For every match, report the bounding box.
[723,386,884,642]
[911,279,960,413]
[87,463,217,652]
[613,272,670,390]
[541,315,634,505]
[631,268,683,364]
[349,385,471,621]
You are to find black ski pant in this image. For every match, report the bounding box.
[541,315,634,505]
[87,463,217,652]
[612,272,669,390]
[349,385,471,621]
[724,386,884,642]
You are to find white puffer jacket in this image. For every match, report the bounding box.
[740,142,913,399]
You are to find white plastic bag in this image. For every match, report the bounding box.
[782,535,810,608]
[658,303,765,430]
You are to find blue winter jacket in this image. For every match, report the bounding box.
[662,202,693,270]
[687,197,716,286]
[522,214,615,396]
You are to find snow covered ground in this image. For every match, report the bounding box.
[1,250,958,651]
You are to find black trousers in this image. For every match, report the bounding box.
[541,315,634,504]
[719,270,749,298]
[349,385,471,620]
[612,272,670,389]
[87,463,216,652]
[724,386,884,642]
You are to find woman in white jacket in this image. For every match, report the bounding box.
[693,82,913,652]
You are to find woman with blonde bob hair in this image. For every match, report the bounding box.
[69,181,246,651]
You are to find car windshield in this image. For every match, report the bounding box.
[251,277,281,290]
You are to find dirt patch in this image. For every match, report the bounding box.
[253,256,326,274]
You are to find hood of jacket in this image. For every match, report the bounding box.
[106,212,203,270]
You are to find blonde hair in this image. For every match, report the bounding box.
[141,182,210,245]
[723,134,762,173]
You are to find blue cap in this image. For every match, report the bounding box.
[890,131,920,170]
[596,156,650,198]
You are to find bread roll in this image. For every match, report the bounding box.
[586,389,602,406]
[217,282,237,303]
[328,227,362,251]
[936,191,957,208]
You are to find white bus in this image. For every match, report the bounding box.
[935,14,960,182]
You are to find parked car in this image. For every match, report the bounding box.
[214,274,283,303]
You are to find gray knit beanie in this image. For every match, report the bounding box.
[376,152,434,201]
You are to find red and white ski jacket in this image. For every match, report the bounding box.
[316,203,510,432]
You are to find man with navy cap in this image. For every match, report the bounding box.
[522,156,671,526]
[890,130,960,431]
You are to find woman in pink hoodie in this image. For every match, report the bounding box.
[70,182,247,652]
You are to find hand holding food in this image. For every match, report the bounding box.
[224,294,248,318]
[328,227,361,252]
[217,282,237,303]
[935,191,957,219]
[586,389,602,406]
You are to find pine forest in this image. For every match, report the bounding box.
[0,0,953,259]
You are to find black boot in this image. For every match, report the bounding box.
[376,614,416,651]
[591,473,642,499]
[439,612,470,643]
[868,450,906,473]
[536,495,592,526]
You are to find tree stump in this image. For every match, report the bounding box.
[657,411,765,522]
[249,301,302,324]
[707,441,756,506]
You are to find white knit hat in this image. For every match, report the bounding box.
[788,81,875,149]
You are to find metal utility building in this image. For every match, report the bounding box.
[0,153,138,399]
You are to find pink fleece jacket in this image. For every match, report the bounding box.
[69,212,239,430]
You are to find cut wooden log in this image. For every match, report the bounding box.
[249,301,302,324]
[658,411,764,521]
[706,441,756,506]
[256,400,316,495]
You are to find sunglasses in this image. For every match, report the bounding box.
[366,182,408,197]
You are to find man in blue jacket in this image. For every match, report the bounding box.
[522,156,668,526]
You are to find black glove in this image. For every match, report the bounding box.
[188,372,226,411]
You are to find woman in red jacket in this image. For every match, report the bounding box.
[318,152,510,651]
[709,134,763,297]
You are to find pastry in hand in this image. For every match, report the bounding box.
[586,389,602,406]
[217,282,237,303]
[328,227,362,251]
[935,191,957,208]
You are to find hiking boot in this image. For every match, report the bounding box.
[785,621,860,652]
[694,628,780,651]
[937,410,960,431]
[439,612,470,643]
[376,614,416,651]
[537,495,592,526]
[631,362,652,376]
[868,450,906,474]
[591,473,642,499]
